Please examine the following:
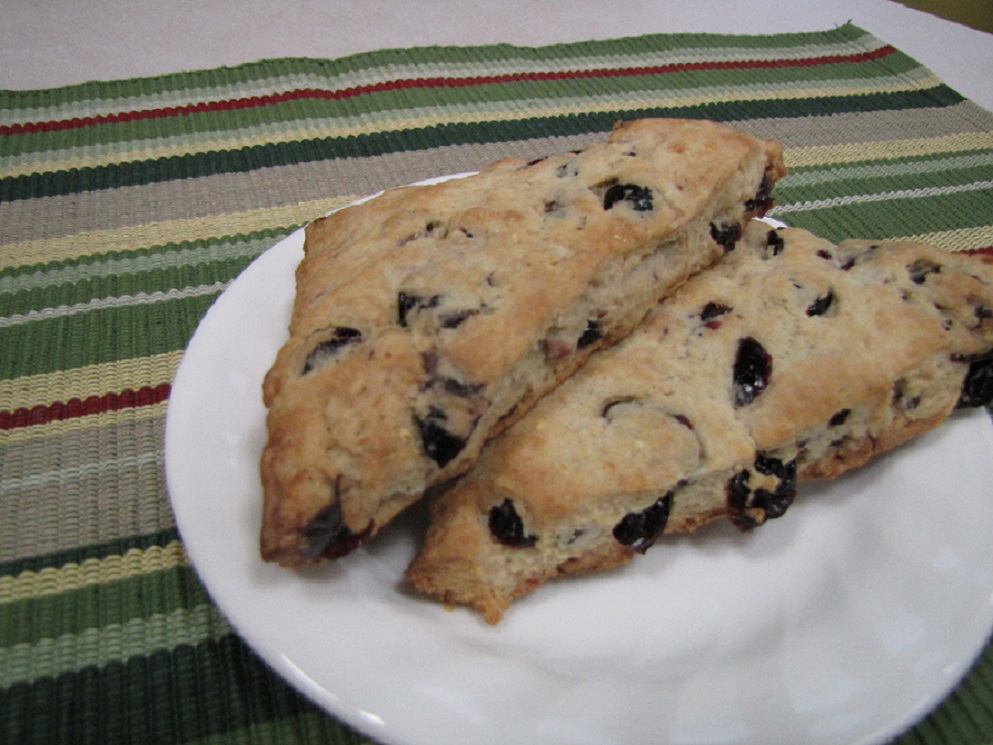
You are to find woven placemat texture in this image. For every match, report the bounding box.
[2,22,993,745]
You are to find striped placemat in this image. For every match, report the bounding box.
[2,22,993,745]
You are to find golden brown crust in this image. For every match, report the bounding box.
[407,223,993,623]
[261,118,785,565]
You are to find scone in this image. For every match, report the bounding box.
[260,118,786,565]
[406,222,993,623]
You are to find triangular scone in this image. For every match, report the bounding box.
[260,119,786,565]
[406,222,993,623]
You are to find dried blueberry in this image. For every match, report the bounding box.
[806,290,834,317]
[909,259,941,285]
[828,408,851,427]
[613,492,672,553]
[701,302,732,322]
[441,377,485,397]
[732,337,772,407]
[488,499,537,548]
[744,175,774,214]
[956,352,993,408]
[415,407,468,468]
[710,222,742,252]
[766,230,785,256]
[752,455,797,520]
[302,327,362,374]
[301,498,373,559]
[398,292,441,327]
[577,319,603,349]
[603,183,654,212]
[726,455,797,531]
[439,309,476,329]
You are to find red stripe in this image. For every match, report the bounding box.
[1,46,897,137]
[0,383,171,430]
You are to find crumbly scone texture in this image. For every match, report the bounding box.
[260,118,786,565]
[406,222,993,623]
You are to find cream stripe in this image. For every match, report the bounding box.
[769,180,993,215]
[784,131,993,168]
[0,282,229,329]
[894,225,993,252]
[0,198,337,271]
[0,70,940,179]
[0,603,231,687]
[0,540,188,605]
[0,350,182,410]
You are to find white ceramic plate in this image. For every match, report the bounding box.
[165,179,993,745]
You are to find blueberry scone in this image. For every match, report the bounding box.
[260,118,786,565]
[406,222,993,623]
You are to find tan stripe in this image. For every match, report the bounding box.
[0,400,168,445]
[0,350,182,411]
[0,603,231,688]
[785,131,993,168]
[0,73,942,179]
[895,225,993,252]
[0,198,337,271]
[0,415,173,562]
[0,540,188,604]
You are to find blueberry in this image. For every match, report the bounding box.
[744,175,774,213]
[701,302,732,322]
[302,327,362,374]
[766,230,785,256]
[439,309,476,329]
[415,408,468,468]
[806,290,834,317]
[828,408,851,427]
[710,222,741,252]
[956,352,993,408]
[301,499,373,559]
[577,319,603,349]
[726,455,797,531]
[733,337,772,407]
[488,499,537,548]
[603,183,654,212]
[397,292,441,327]
[908,259,941,285]
[613,492,672,553]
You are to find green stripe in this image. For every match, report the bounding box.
[0,603,230,687]
[782,188,993,243]
[0,255,253,319]
[0,565,210,647]
[0,226,295,292]
[185,711,370,745]
[0,87,967,203]
[777,161,993,205]
[0,291,215,379]
[0,529,180,579]
[0,634,352,745]
[781,149,993,189]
